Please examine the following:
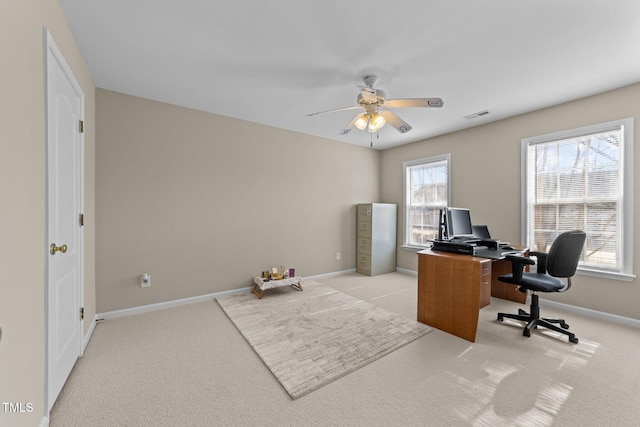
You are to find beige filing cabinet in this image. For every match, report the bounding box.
[356,203,397,276]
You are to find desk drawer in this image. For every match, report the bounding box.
[479,261,492,308]
[481,262,491,276]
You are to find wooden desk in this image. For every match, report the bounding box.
[417,248,526,342]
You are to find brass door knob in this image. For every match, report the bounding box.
[50,243,68,255]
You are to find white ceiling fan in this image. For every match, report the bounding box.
[306,75,444,135]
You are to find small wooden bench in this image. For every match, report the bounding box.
[252,276,303,299]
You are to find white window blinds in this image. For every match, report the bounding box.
[404,155,449,247]
[524,119,633,277]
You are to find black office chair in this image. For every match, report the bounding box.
[496,230,586,343]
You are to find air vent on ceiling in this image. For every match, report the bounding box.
[464,110,489,119]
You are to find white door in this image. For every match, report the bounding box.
[45,30,84,411]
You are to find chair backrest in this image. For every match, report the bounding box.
[546,230,586,278]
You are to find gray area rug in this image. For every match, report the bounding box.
[216,280,431,399]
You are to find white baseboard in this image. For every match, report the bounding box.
[305,269,356,280]
[396,267,417,276]
[39,415,49,427]
[538,297,640,329]
[96,270,355,320]
[97,286,252,320]
[93,268,640,329]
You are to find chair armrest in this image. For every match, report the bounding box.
[503,255,535,282]
[529,251,549,274]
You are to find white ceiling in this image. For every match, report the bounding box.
[58,0,640,150]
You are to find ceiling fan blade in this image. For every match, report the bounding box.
[380,110,412,134]
[339,112,366,135]
[385,98,444,108]
[306,105,361,117]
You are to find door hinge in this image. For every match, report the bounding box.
[79,213,84,227]
[79,120,84,133]
[80,307,84,321]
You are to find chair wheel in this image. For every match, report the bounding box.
[523,329,530,337]
[497,314,503,321]
[570,337,579,344]
[561,322,569,329]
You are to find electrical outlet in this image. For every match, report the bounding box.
[140,273,151,288]
[336,252,341,260]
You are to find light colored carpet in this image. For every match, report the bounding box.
[215,280,431,399]
[49,272,640,426]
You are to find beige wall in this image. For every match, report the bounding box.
[95,89,380,313]
[0,0,96,425]
[382,83,640,320]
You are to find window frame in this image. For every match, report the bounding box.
[402,153,451,250]
[521,118,635,281]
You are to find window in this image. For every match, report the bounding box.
[403,154,450,248]
[522,118,634,280]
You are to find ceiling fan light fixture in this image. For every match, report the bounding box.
[354,114,369,131]
[368,113,386,132]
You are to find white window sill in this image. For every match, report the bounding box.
[401,245,431,252]
[576,267,635,282]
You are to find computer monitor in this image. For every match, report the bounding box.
[472,225,491,239]
[446,207,474,239]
